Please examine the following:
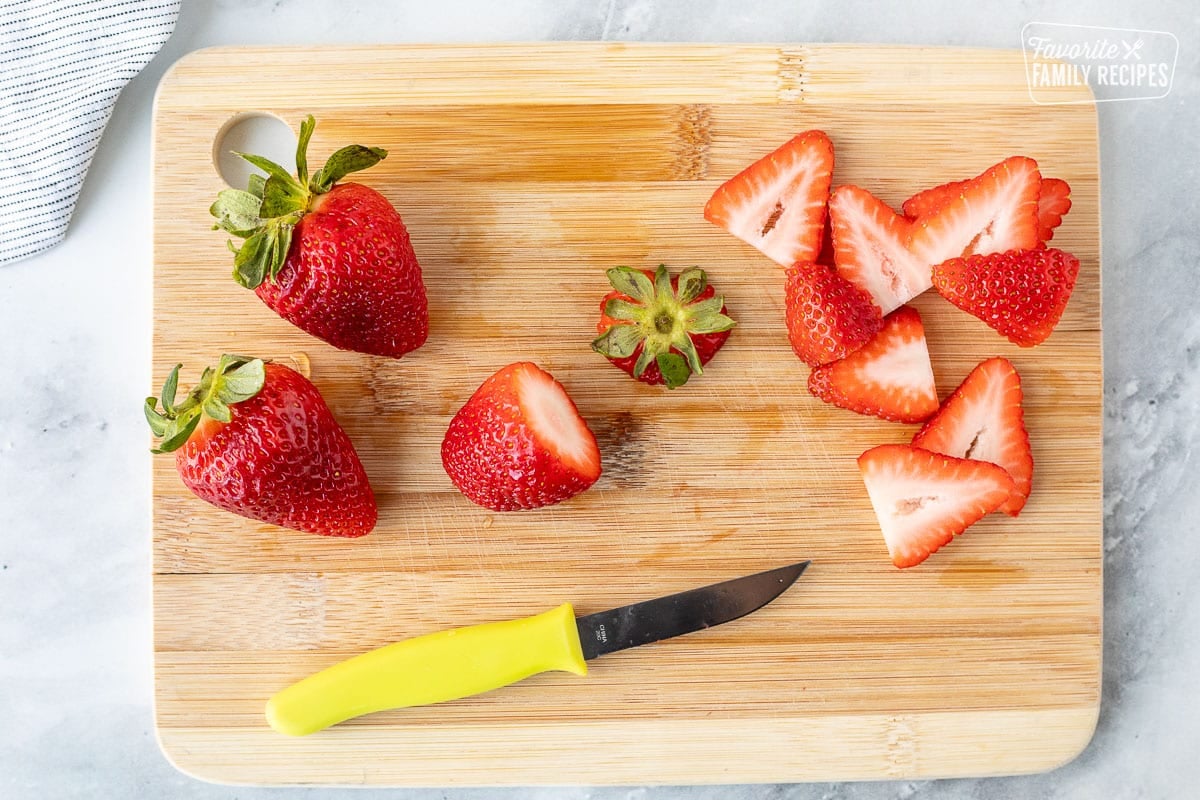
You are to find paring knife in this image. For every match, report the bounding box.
[266,560,810,736]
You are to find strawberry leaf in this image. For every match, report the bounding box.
[218,358,265,403]
[203,397,232,423]
[674,334,703,375]
[160,363,181,414]
[247,173,266,199]
[144,398,168,437]
[602,297,642,322]
[234,152,293,185]
[591,324,642,358]
[688,309,737,334]
[605,267,654,303]
[233,231,271,288]
[656,353,691,389]
[259,175,308,218]
[675,268,707,304]
[653,264,672,297]
[152,412,201,455]
[311,145,387,193]
[295,115,316,185]
[209,189,262,237]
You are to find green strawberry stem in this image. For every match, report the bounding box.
[209,115,388,290]
[591,264,736,389]
[145,356,266,454]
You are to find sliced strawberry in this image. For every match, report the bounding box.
[829,185,931,314]
[704,130,834,266]
[857,444,1016,568]
[912,358,1033,515]
[1037,178,1072,243]
[784,262,884,367]
[901,179,969,220]
[808,305,938,423]
[907,156,1041,268]
[932,247,1080,347]
[441,362,601,511]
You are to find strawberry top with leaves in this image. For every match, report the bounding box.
[145,356,377,537]
[592,265,736,389]
[210,116,428,359]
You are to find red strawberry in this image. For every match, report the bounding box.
[907,156,1041,268]
[592,265,736,389]
[912,358,1033,515]
[145,356,376,537]
[829,185,931,313]
[808,305,938,423]
[901,179,970,220]
[1036,178,1072,243]
[704,130,834,266]
[932,247,1081,347]
[857,444,1015,568]
[903,175,1071,247]
[784,262,884,367]
[210,115,428,359]
[441,363,601,511]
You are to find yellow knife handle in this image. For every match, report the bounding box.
[265,603,587,736]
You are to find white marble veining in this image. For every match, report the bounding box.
[2,1,1197,798]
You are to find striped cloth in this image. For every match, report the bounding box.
[0,0,179,265]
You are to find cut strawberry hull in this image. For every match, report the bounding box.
[858,444,1016,568]
[912,357,1033,516]
[807,305,938,423]
[704,130,834,266]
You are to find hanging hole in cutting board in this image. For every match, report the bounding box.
[212,112,297,189]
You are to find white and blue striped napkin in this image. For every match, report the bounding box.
[0,0,179,265]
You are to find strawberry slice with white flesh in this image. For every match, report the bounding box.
[912,357,1033,516]
[808,305,938,423]
[907,156,1042,268]
[704,130,834,266]
[858,444,1016,568]
[829,185,931,314]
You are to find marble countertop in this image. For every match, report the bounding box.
[2,2,1196,798]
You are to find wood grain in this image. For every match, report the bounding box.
[151,43,1102,786]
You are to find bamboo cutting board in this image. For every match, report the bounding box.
[151,44,1102,786]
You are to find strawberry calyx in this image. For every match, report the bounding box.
[145,355,266,454]
[591,264,736,389]
[209,115,388,290]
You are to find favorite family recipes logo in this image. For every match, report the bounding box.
[1022,22,1178,104]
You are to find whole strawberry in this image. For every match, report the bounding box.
[146,356,377,537]
[441,362,601,511]
[591,265,736,389]
[210,116,428,358]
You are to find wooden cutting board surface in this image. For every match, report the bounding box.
[151,43,1102,786]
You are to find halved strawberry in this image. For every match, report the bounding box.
[1036,178,1072,243]
[907,156,1041,268]
[932,247,1081,347]
[784,262,883,367]
[807,305,938,423]
[704,130,834,266]
[441,362,601,511]
[829,185,930,314]
[912,358,1033,515]
[900,179,969,220]
[857,444,1016,568]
